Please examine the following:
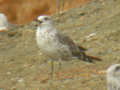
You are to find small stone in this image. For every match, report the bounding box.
[18,78,24,83]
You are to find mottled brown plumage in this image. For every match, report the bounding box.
[35,15,100,79]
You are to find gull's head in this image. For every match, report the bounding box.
[35,15,53,27]
[107,64,120,78]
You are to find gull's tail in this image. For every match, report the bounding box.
[77,51,102,63]
[78,46,87,52]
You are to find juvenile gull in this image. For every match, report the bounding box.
[107,64,120,90]
[0,13,18,33]
[35,15,100,79]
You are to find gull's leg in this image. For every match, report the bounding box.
[58,59,62,79]
[50,60,54,80]
[58,59,62,70]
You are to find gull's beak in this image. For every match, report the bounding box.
[34,19,43,26]
[39,20,43,24]
[34,19,43,24]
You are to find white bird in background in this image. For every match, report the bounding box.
[0,13,8,32]
[107,64,120,90]
[0,13,18,33]
[35,15,101,79]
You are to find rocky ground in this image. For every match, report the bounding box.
[0,0,120,89]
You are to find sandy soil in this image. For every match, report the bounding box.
[0,0,120,89]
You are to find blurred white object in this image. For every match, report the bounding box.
[0,13,8,31]
[107,64,120,90]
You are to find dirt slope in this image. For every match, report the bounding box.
[0,0,91,24]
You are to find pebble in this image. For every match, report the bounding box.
[18,78,24,83]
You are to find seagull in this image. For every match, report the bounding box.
[0,13,8,32]
[107,64,120,90]
[0,13,18,33]
[35,15,100,79]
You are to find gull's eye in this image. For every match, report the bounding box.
[44,17,49,21]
